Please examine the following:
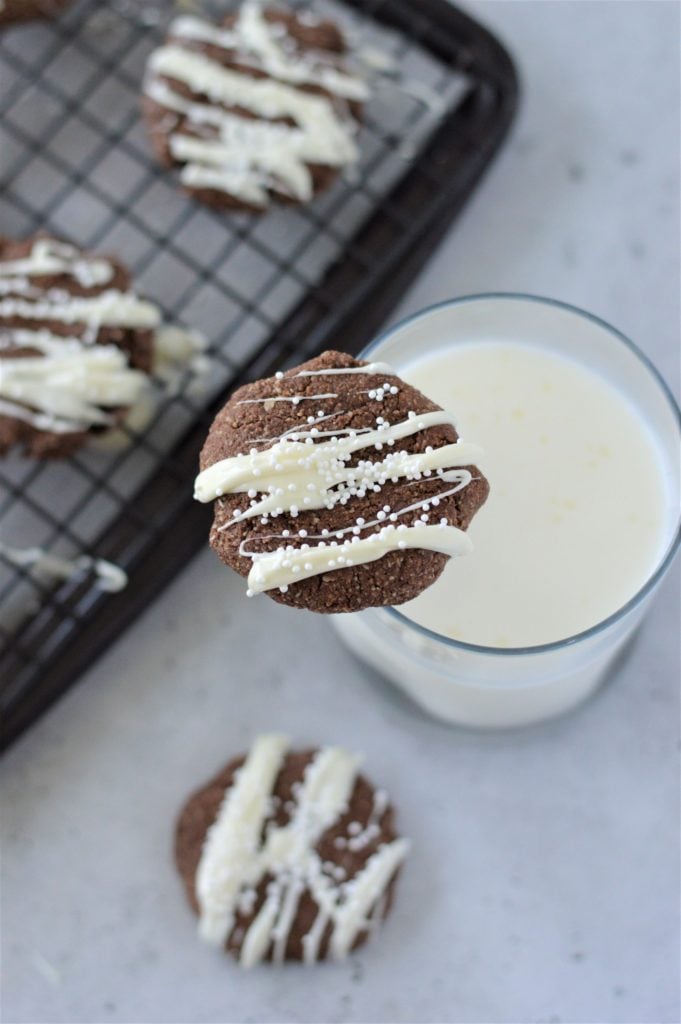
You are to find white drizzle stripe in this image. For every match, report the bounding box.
[173,138,307,205]
[196,736,407,966]
[0,398,86,435]
[239,890,280,967]
[224,446,472,528]
[170,8,369,101]
[346,789,388,852]
[246,521,472,594]
[245,411,348,445]
[145,2,367,207]
[196,734,289,946]
[0,279,40,296]
[194,409,468,503]
[153,325,210,392]
[0,344,147,430]
[0,543,127,592]
[296,362,396,377]
[0,292,161,328]
[0,328,92,351]
[239,472,472,552]
[169,130,313,203]
[270,878,304,964]
[0,239,114,288]
[330,839,409,959]
[302,904,330,965]
[236,392,337,406]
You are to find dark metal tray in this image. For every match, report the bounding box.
[0,0,518,750]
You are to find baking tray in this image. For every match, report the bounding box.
[0,0,518,750]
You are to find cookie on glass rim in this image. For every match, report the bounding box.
[142,1,369,213]
[175,734,409,966]
[194,349,490,613]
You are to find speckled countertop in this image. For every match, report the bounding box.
[2,3,680,1023]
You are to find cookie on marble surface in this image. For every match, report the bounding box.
[0,234,202,459]
[194,349,490,613]
[142,1,368,213]
[0,0,70,26]
[175,734,409,966]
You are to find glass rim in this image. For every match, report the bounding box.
[361,292,681,657]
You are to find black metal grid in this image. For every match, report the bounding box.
[0,0,518,749]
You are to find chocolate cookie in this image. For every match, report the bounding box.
[142,2,368,213]
[1,234,158,458]
[176,734,409,966]
[0,0,70,26]
[194,349,490,613]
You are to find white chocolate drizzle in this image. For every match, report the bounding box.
[153,325,211,394]
[144,2,370,207]
[244,518,473,596]
[195,734,409,965]
[0,238,114,289]
[0,292,161,329]
[235,391,337,406]
[0,543,127,592]
[171,10,369,100]
[197,733,290,948]
[295,361,396,378]
[0,332,147,433]
[194,408,478,505]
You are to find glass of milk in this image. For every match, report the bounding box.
[332,295,681,728]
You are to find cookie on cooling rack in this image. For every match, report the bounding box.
[176,734,409,966]
[194,349,490,613]
[0,0,71,26]
[142,1,369,213]
[0,234,201,459]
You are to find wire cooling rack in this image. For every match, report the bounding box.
[0,0,518,750]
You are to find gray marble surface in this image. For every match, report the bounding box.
[2,2,680,1023]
